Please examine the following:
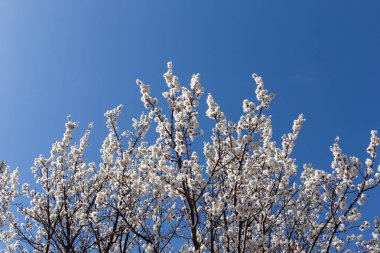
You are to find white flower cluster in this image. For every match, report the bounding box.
[253,73,275,110]
[0,161,18,252]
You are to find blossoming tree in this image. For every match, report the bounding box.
[1,63,379,252]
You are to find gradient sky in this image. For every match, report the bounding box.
[1,0,380,245]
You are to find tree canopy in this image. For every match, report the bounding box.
[1,63,379,253]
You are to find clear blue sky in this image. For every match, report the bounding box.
[1,0,379,237]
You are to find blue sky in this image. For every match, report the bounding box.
[1,0,380,242]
